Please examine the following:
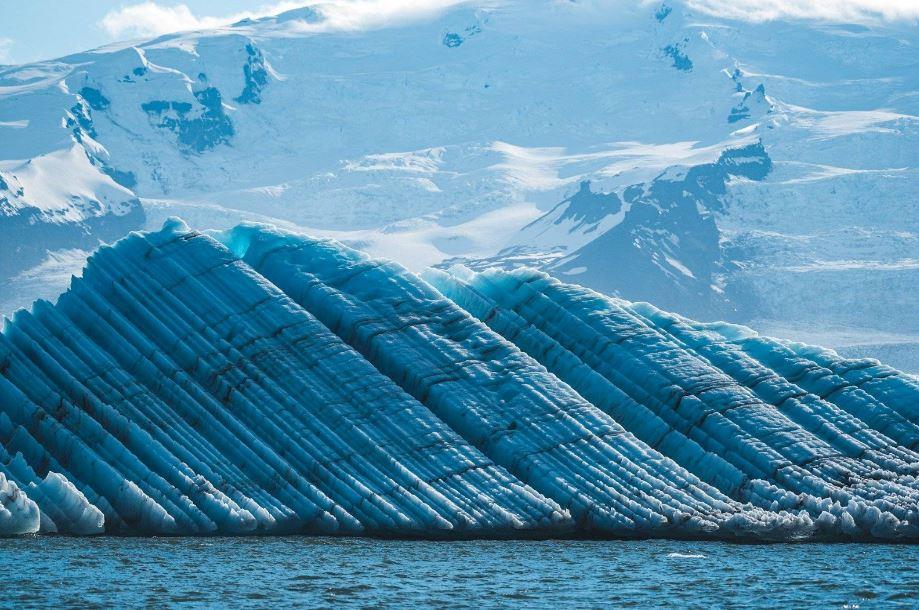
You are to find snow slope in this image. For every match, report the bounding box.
[0,1,916,369]
[1,219,917,539]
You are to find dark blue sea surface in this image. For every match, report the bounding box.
[2,537,916,608]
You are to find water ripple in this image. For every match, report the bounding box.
[0,537,916,608]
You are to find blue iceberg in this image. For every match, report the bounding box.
[0,220,916,540]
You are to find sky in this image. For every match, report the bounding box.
[1,0,918,66]
[0,1,310,64]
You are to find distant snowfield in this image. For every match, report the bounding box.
[0,248,93,317]
[0,0,916,371]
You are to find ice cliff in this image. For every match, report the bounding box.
[1,220,917,539]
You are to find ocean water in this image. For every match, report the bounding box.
[2,537,916,608]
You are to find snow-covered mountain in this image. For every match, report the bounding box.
[1,1,917,370]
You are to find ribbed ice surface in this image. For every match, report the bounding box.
[0,220,565,536]
[1,220,916,539]
[426,266,919,539]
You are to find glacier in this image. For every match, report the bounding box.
[0,219,916,540]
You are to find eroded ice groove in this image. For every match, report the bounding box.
[226,225,811,539]
[427,267,919,539]
[0,219,565,536]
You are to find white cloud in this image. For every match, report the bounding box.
[98,0,467,40]
[684,0,919,24]
[0,37,14,64]
[294,0,469,32]
[100,2,272,38]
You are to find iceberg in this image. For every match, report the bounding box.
[425,266,919,539]
[0,471,40,535]
[0,219,916,540]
